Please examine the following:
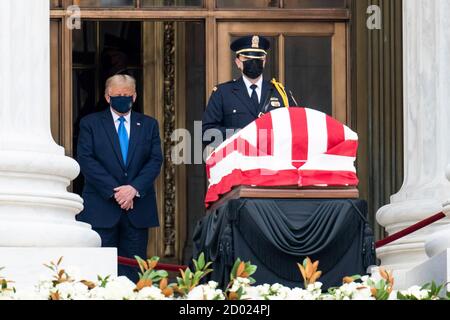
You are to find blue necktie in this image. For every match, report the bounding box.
[118,117,129,165]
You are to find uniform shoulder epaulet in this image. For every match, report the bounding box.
[223,79,237,85]
[212,79,236,92]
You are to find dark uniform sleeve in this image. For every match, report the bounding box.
[202,87,231,144]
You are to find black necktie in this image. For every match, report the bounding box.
[250,84,259,109]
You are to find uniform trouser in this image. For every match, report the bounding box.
[94,213,148,283]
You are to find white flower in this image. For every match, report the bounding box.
[307,282,323,292]
[207,281,219,289]
[90,276,136,300]
[187,286,206,300]
[0,290,15,300]
[52,282,89,300]
[13,288,48,300]
[243,286,264,300]
[187,285,225,300]
[400,286,430,300]
[136,286,165,300]
[351,287,374,300]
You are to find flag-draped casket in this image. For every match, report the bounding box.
[205,108,359,207]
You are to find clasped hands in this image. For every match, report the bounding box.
[114,185,137,211]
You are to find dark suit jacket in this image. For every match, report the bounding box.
[202,77,297,143]
[76,109,163,229]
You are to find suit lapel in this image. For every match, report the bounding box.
[101,109,126,169]
[126,112,143,168]
[231,77,258,117]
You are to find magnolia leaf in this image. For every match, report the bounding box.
[149,259,159,270]
[377,290,390,301]
[204,263,213,272]
[43,264,54,272]
[246,265,257,276]
[230,259,241,279]
[397,291,408,300]
[156,270,168,278]
[297,263,306,282]
[134,256,147,273]
[236,262,246,277]
[1,279,7,290]
[312,261,319,272]
[159,277,168,290]
[236,286,244,299]
[305,258,313,279]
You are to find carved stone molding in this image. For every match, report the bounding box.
[163,21,176,258]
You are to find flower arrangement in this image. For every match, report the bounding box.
[0,254,449,300]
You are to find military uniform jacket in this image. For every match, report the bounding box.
[202,77,297,143]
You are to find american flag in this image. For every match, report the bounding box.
[205,108,359,207]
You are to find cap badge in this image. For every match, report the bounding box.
[252,36,260,49]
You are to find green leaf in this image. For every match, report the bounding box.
[236,286,244,300]
[421,283,431,291]
[186,268,192,279]
[303,258,308,268]
[134,256,146,273]
[327,287,338,295]
[156,270,168,278]
[350,275,362,281]
[397,292,408,300]
[246,265,257,276]
[230,259,241,280]
[204,262,213,270]
[198,253,206,270]
[376,290,390,301]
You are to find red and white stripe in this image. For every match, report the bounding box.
[205,108,359,207]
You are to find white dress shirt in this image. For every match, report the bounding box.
[110,108,131,137]
[242,75,263,103]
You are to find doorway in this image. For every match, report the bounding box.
[71,20,206,264]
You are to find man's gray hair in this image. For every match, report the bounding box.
[105,74,136,95]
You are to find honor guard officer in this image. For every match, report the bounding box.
[202,35,298,145]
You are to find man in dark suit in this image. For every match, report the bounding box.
[202,35,298,146]
[77,74,163,282]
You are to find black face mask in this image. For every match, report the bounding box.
[242,59,264,79]
[110,95,133,114]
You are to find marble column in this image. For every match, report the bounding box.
[425,166,450,258]
[0,0,100,247]
[376,0,450,272]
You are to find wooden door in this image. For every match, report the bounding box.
[217,22,349,123]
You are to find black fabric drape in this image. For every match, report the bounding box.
[192,199,376,290]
